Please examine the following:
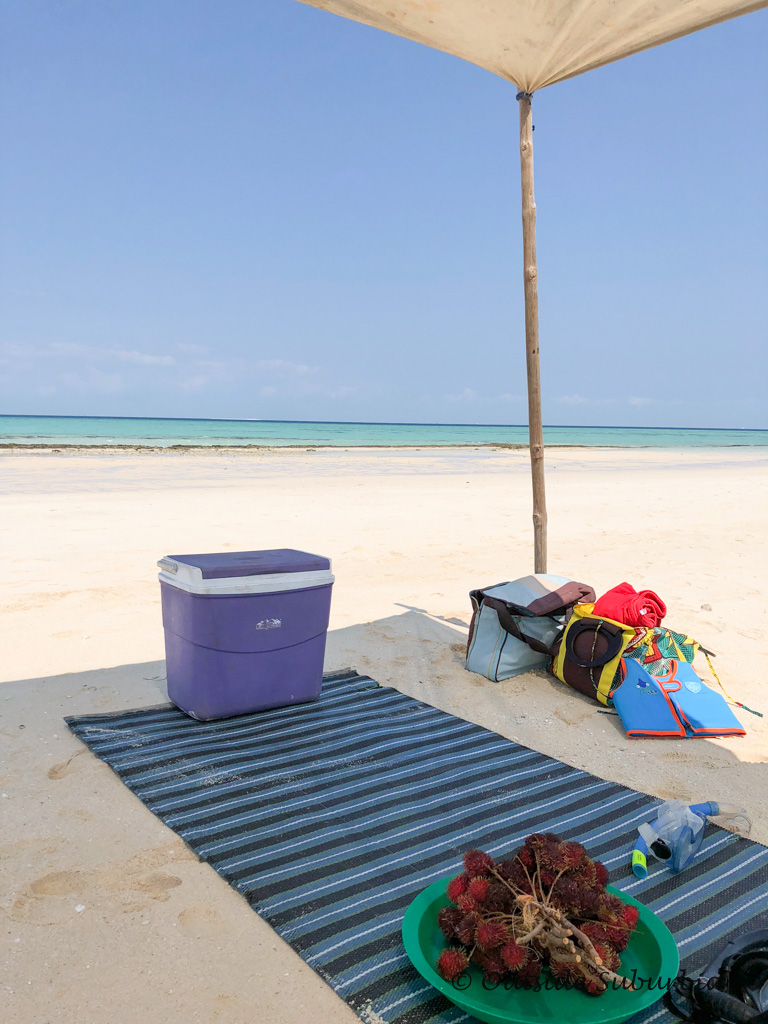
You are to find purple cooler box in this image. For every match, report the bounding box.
[158,548,334,720]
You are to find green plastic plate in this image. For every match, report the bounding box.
[401,879,679,1024]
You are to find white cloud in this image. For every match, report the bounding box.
[443,388,522,404]
[49,342,91,357]
[0,341,39,358]
[445,388,478,403]
[0,338,361,404]
[59,368,123,393]
[47,342,174,366]
[113,349,174,366]
[628,396,654,407]
[178,359,235,388]
[327,385,357,399]
[195,359,232,372]
[177,375,210,392]
[255,359,318,377]
[175,343,211,354]
[556,394,588,405]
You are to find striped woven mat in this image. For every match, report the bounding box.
[67,669,768,1024]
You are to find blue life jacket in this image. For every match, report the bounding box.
[612,659,745,738]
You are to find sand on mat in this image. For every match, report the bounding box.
[1,446,766,1024]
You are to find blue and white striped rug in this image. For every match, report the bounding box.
[67,669,768,1024]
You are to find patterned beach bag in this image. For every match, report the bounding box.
[466,575,595,682]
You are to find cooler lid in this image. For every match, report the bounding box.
[163,548,331,580]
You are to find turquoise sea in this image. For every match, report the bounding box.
[1,415,766,448]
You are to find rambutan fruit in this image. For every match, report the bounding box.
[605,892,624,912]
[550,956,580,984]
[498,856,530,888]
[581,921,611,946]
[476,920,509,950]
[539,868,557,889]
[549,878,581,915]
[540,840,568,872]
[621,904,639,931]
[517,847,535,869]
[594,861,610,887]
[484,881,515,912]
[581,974,607,996]
[578,861,598,888]
[438,836,633,995]
[500,940,527,971]
[463,849,494,877]
[517,959,542,988]
[437,948,469,982]
[524,833,548,849]
[604,924,630,953]
[495,859,517,880]
[483,971,506,986]
[561,841,588,870]
[473,948,506,979]
[467,877,491,903]
[455,912,479,946]
[456,892,479,913]
[593,942,621,973]
[437,905,462,940]
[446,874,469,904]
[579,888,601,918]
[597,893,623,923]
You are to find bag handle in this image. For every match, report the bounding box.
[481,597,555,656]
[564,618,624,668]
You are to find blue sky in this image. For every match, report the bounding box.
[1,1,766,427]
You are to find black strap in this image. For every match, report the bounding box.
[564,618,624,668]
[694,985,764,1023]
[482,597,555,656]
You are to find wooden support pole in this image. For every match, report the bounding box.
[517,90,547,573]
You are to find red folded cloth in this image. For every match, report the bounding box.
[592,582,667,628]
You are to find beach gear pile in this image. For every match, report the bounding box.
[465,575,753,738]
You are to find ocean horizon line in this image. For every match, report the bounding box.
[1,414,765,433]
[2,415,767,451]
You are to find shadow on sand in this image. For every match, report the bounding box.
[3,608,765,842]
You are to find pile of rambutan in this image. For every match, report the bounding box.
[436,834,640,995]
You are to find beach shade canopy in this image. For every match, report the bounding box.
[297,1,765,89]
[296,0,767,571]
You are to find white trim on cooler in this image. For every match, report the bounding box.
[157,558,335,596]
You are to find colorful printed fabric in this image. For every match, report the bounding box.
[622,626,699,677]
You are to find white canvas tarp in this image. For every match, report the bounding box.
[293,0,765,573]
[297,0,766,90]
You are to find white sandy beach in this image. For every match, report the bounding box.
[2,446,767,1024]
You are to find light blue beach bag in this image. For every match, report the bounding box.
[465,575,595,682]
